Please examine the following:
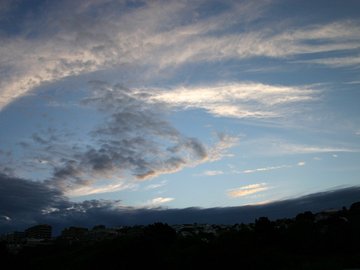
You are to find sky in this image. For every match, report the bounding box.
[1,0,360,233]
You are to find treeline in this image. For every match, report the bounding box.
[1,202,360,269]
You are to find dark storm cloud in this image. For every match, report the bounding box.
[0,172,68,232]
[47,82,224,193]
[1,172,359,235]
[0,173,66,215]
[32,133,49,144]
[79,186,360,227]
[32,129,60,145]
[45,186,360,235]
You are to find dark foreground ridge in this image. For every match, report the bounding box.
[1,201,360,269]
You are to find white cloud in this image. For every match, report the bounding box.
[345,81,360,85]
[66,182,137,197]
[281,144,357,154]
[198,170,224,176]
[131,133,238,181]
[297,161,306,166]
[294,55,360,68]
[242,165,290,174]
[238,161,306,175]
[145,180,167,190]
[0,0,267,110]
[1,0,359,111]
[147,197,174,206]
[0,215,11,221]
[228,183,269,198]
[252,139,359,156]
[239,138,360,158]
[149,82,317,119]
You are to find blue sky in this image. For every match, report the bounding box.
[0,0,360,228]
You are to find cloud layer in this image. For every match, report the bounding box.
[227,183,269,198]
[1,171,359,235]
[40,82,237,195]
[1,0,359,110]
[149,83,318,119]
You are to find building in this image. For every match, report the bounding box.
[6,231,26,243]
[25,224,52,240]
[61,226,88,241]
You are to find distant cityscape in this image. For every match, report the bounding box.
[1,201,359,269]
[2,201,360,254]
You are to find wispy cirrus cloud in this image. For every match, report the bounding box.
[1,0,359,111]
[227,183,269,198]
[198,170,224,177]
[241,161,306,174]
[145,180,168,190]
[279,144,359,155]
[297,161,306,166]
[149,82,318,119]
[66,182,138,198]
[242,165,291,174]
[145,197,174,207]
[241,138,360,157]
[36,83,238,196]
[2,172,360,234]
[0,0,268,110]
[294,55,360,68]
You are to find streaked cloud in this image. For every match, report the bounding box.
[66,182,137,197]
[0,0,268,110]
[228,183,269,198]
[244,139,360,157]
[297,161,306,166]
[1,0,359,111]
[279,144,358,154]
[242,165,290,174]
[146,197,174,206]
[37,83,238,195]
[198,170,224,176]
[145,180,168,190]
[294,55,360,68]
[150,82,318,119]
[1,174,359,234]
[239,160,307,175]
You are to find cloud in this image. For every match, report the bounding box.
[297,161,306,166]
[1,0,359,111]
[239,161,306,174]
[227,183,269,198]
[242,139,360,157]
[280,144,358,154]
[146,197,175,206]
[150,82,318,119]
[2,172,359,235]
[198,170,224,176]
[145,180,168,190]
[66,182,137,198]
[0,0,267,110]
[40,83,237,195]
[0,172,69,231]
[242,165,290,174]
[294,55,360,68]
